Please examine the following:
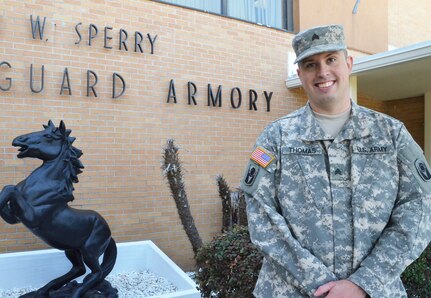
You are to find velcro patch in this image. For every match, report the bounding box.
[415,159,431,181]
[244,163,259,186]
[250,147,274,168]
[399,141,431,193]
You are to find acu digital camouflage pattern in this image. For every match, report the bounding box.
[241,102,431,298]
[292,24,347,64]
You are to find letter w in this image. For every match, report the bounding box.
[30,15,47,40]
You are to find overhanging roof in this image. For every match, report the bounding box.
[286,41,431,101]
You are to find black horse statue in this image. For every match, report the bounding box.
[0,120,117,298]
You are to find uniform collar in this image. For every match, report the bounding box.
[299,101,371,142]
[338,101,372,140]
[299,103,331,141]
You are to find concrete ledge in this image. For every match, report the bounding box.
[0,240,200,298]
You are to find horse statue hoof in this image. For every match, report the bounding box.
[19,280,119,298]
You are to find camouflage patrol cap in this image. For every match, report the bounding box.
[292,24,346,64]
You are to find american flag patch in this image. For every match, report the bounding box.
[251,147,274,168]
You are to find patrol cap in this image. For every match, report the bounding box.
[292,24,346,64]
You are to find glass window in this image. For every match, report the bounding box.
[157,0,293,31]
[161,0,221,14]
[227,0,283,29]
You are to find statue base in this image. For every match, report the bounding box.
[19,280,118,298]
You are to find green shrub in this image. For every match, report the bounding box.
[402,243,431,297]
[195,225,263,298]
[194,226,430,297]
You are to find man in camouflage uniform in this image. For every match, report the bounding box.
[241,24,431,298]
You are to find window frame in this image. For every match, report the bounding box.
[153,0,294,32]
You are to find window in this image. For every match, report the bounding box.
[157,0,294,31]
[161,0,221,13]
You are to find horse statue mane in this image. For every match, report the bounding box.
[44,120,84,200]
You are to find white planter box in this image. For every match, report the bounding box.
[0,240,200,298]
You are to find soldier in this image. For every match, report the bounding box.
[241,24,431,298]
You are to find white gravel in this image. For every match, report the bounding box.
[107,270,178,297]
[0,270,179,298]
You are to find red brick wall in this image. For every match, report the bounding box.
[385,97,425,148]
[359,95,424,148]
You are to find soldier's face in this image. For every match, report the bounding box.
[297,51,353,114]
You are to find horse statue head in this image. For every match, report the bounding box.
[13,120,84,185]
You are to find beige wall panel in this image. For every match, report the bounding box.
[389,0,431,49]
[297,0,388,53]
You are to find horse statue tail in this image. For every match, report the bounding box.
[101,238,117,280]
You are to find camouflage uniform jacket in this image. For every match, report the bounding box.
[241,102,431,298]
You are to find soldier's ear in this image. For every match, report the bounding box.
[346,56,353,73]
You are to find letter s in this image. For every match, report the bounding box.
[75,22,82,45]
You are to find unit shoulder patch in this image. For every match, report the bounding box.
[243,163,259,186]
[250,147,275,168]
[399,141,431,193]
[414,158,431,182]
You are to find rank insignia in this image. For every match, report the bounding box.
[250,147,274,168]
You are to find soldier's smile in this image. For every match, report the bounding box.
[315,80,335,89]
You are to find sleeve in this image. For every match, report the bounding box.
[241,124,338,297]
[348,126,431,297]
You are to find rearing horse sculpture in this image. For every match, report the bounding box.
[0,120,117,298]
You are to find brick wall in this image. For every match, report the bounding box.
[385,97,425,148]
[359,95,424,148]
[0,0,306,269]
